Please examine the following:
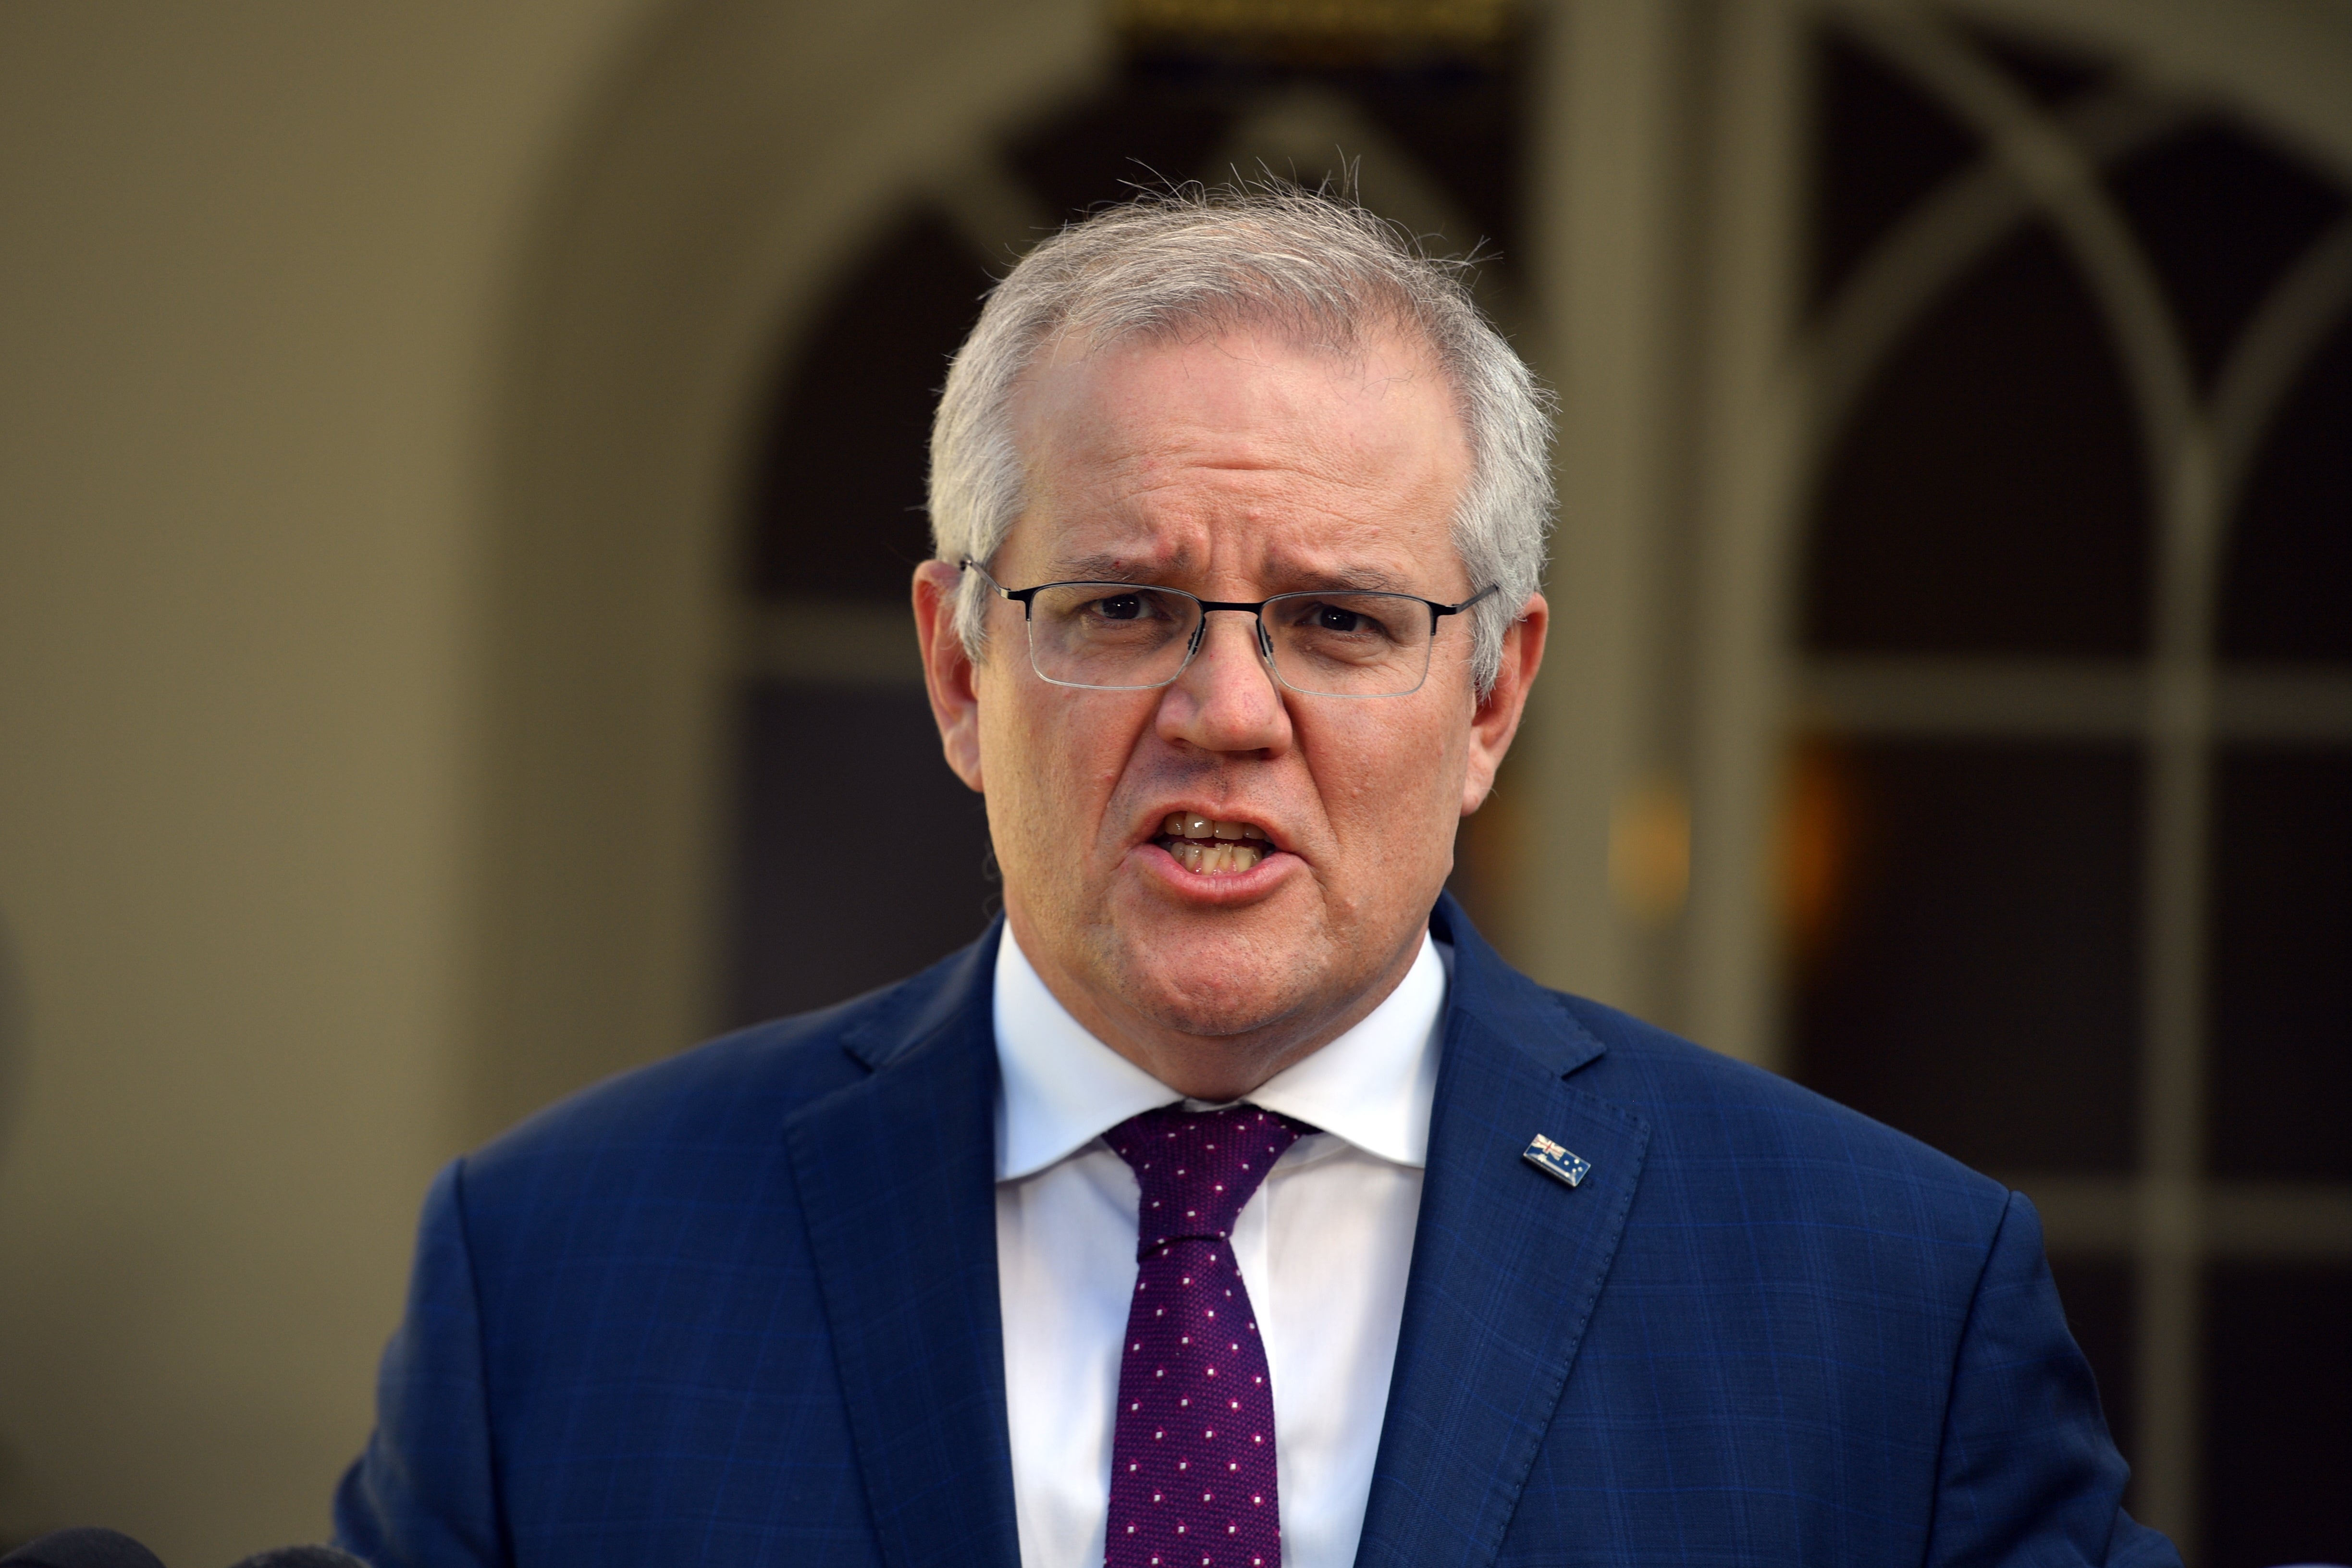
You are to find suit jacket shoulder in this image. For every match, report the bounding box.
[1360,905,2171,1568]
[338,933,1010,1568]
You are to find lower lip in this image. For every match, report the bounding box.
[1135,841,1296,902]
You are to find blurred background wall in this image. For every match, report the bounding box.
[0,1,2345,1564]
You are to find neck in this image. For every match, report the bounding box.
[1006,917,1428,1102]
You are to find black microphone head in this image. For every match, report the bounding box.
[223,1550,367,1568]
[0,1528,167,1568]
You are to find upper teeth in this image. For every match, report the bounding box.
[1163,813,1269,842]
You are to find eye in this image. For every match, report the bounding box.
[1091,593,1146,621]
[1284,597,1396,639]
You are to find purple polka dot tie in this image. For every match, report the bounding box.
[1104,1103,1310,1568]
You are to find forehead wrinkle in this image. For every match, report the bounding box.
[1059,441,1449,536]
[1045,473,1411,556]
[1047,418,1391,503]
[1022,325,1459,489]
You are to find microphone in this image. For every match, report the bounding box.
[0,1533,364,1568]
[0,1531,164,1568]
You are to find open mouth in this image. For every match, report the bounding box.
[1155,812,1274,875]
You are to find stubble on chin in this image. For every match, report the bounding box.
[1080,903,1347,1044]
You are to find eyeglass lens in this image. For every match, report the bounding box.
[1022,584,1439,696]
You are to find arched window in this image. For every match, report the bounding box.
[1782,20,2351,1564]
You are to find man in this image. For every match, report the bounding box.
[337,190,2174,1567]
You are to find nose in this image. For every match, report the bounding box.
[1155,611,1293,755]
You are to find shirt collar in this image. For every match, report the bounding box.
[993,923,1448,1181]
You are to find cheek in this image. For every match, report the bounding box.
[975,681,1137,860]
[1315,709,1471,846]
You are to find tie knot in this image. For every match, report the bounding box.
[1106,1103,1311,1253]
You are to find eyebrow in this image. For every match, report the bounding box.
[1049,551,1168,583]
[1046,553,1415,596]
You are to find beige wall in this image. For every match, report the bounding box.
[0,0,1106,1555]
[0,4,653,1557]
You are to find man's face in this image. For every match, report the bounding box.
[918,322,1542,1087]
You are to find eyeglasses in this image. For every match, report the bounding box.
[961,560,1497,698]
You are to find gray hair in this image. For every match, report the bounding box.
[927,183,1554,694]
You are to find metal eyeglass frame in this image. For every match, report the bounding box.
[960,559,1498,697]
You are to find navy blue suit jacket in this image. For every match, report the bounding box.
[337,897,2176,1567]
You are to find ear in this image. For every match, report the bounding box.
[913,560,986,793]
[1461,591,1547,816]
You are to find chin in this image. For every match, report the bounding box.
[1140,989,1289,1042]
[1106,938,1323,1042]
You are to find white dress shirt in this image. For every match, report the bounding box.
[992,926,1448,1568]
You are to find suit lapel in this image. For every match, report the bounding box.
[1354,899,1651,1568]
[785,929,1021,1568]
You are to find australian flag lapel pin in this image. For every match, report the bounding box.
[1524,1133,1591,1189]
